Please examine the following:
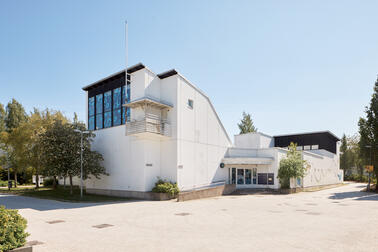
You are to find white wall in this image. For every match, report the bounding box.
[174,76,232,190]
[234,132,274,149]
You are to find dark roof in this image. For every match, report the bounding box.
[274,131,340,141]
[82,63,145,91]
[157,69,178,79]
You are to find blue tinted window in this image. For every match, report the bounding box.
[104,91,112,112]
[127,84,130,102]
[96,114,103,129]
[89,97,95,116]
[104,111,112,128]
[113,88,121,109]
[127,107,130,122]
[122,85,126,104]
[113,109,121,126]
[88,116,95,130]
[122,107,126,124]
[96,94,103,114]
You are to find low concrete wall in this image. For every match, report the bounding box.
[8,246,33,252]
[280,183,344,194]
[177,184,236,202]
[86,188,176,201]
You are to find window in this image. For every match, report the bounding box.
[304,145,311,150]
[96,94,103,129]
[188,99,193,109]
[245,169,252,184]
[252,168,257,184]
[231,168,236,184]
[268,173,274,185]
[104,91,112,128]
[258,173,275,185]
[88,97,95,130]
[311,145,319,150]
[237,169,244,184]
[113,87,121,126]
[296,146,303,151]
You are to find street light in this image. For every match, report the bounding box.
[365,145,372,192]
[74,129,90,198]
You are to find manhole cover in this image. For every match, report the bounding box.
[46,220,65,224]
[295,209,307,212]
[221,209,227,211]
[175,213,191,216]
[332,201,340,204]
[92,224,113,229]
[306,203,317,206]
[26,240,44,246]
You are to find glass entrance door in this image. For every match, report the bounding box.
[229,168,257,186]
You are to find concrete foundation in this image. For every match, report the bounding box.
[177,184,236,202]
[86,188,176,201]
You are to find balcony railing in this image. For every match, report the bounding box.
[126,114,171,137]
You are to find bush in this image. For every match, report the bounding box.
[152,178,179,196]
[344,174,377,184]
[0,180,8,187]
[43,178,56,187]
[0,206,29,251]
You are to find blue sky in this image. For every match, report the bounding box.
[1,0,377,139]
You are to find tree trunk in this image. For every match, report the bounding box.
[35,168,39,189]
[52,176,57,189]
[14,171,17,188]
[63,176,66,189]
[69,175,73,195]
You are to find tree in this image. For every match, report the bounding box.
[0,103,6,133]
[340,134,348,171]
[358,78,378,190]
[5,99,28,132]
[238,112,257,134]
[277,142,308,189]
[41,118,107,194]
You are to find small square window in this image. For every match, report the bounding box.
[311,145,319,150]
[296,146,303,151]
[188,99,193,109]
[304,145,311,150]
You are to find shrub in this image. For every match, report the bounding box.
[0,180,8,187]
[152,178,179,196]
[0,206,29,251]
[43,178,56,187]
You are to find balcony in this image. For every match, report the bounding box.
[126,114,171,137]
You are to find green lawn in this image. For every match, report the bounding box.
[0,185,131,203]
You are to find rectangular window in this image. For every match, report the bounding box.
[188,99,194,109]
[96,94,103,129]
[96,114,103,129]
[88,97,95,116]
[104,111,112,128]
[113,108,121,126]
[252,168,257,184]
[231,168,236,184]
[104,91,112,112]
[258,173,268,185]
[122,107,126,124]
[296,146,303,151]
[304,145,311,150]
[237,169,244,184]
[311,145,319,150]
[96,94,103,114]
[245,169,252,184]
[268,173,274,185]
[88,116,95,131]
[113,87,121,110]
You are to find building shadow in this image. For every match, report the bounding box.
[0,194,142,211]
[329,190,378,201]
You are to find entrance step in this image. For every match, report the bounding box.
[232,188,279,195]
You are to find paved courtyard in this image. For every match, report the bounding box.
[1,183,377,252]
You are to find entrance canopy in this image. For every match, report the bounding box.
[222,157,273,165]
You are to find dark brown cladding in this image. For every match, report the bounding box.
[273,131,340,154]
[157,69,177,79]
[82,63,145,92]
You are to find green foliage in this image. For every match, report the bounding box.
[152,178,179,196]
[4,99,28,132]
[0,206,29,251]
[0,103,5,133]
[277,143,308,189]
[359,78,378,187]
[0,180,8,187]
[344,174,377,184]
[43,178,56,187]
[237,112,257,134]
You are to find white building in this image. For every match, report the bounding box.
[81,63,343,198]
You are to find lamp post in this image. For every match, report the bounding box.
[365,145,372,192]
[74,129,90,198]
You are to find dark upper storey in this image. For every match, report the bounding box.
[273,131,340,154]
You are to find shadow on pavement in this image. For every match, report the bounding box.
[329,190,378,201]
[0,194,141,211]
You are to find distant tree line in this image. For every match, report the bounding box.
[340,78,377,189]
[0,99,107,194]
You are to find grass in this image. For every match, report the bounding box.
[0,185,131,203]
